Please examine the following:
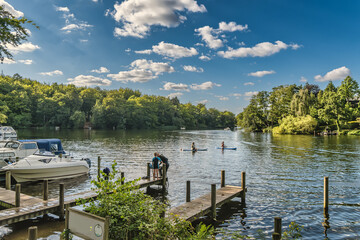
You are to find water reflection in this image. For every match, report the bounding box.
[322,208,330,239]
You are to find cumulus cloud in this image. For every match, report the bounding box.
[218,41,299,59]
[190,81,221,90]
[91,67,110,74]
[18,59,33,65]
[183,65,204,72]
[107,59,174,83]
[199,55,211,61]
[168,92,183,99]
[2,58,15,64]
[0,0,24,18]
[61,23,93,33]
[248,70,275,77]
[161,82,189,91]
[6,42,40,53]
[300,76,307,83]
[314,66,350,82]
[195,21,248,49]
[39,70,63,76]
[136,42,198,59]
[68,75,111,86]
[244,82,254,86]
[244,91,259,97]
[55,6,70,12]
[110,0,206,38]
[218,96,229,101]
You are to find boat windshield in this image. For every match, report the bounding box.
[4,142,19,149]
[38,158,53,164]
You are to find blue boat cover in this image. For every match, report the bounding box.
[18,139,66,155]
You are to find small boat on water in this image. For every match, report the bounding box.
[2,152,91,183]
[216,147,237,150]
[181,148,208,152]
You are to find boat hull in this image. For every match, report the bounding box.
[216,147,237,150]
[181,149,208,152]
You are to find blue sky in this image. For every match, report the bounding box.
[2,0,360,113]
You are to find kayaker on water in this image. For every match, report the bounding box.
[221,141,225,149]
[191,142,196,152]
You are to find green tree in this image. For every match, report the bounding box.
[0,6,38,62]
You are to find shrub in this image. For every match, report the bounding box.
[273,115,317,134]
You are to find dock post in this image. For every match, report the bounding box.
[211,183,216,219]
[28,226,38,240]
[147,163,150,178]
[97,156,101,180]
[162,165,167,190]
[272,217,282,240]
[324,177,329,210]
[221,170,225,187]
[43,180,48,201]
[59,183,65,220]
[15,184,21,207]
[241,171,246,202]
[5,171,11,190]
[121,172,125,185]
[64,205,70,240]
[186,181,191,202]
[16,157,19,162]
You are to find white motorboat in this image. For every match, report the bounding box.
[0,126,17,147]
[2,152,91,183]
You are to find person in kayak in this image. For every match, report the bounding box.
[152,152,161,179]
[191,142,197,152]
[221,141,225,149]
[158,153,169,176]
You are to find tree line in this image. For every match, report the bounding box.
[0,74,235,129]
[236,76,360,134]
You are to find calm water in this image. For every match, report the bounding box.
[1,129,360,239]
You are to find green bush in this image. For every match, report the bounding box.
[273,115,317,134]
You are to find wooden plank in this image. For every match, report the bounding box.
[167,185,243,222]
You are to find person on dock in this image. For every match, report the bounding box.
[158,153,169,176]
[152,152,161,179]
[103,167,110,180]
[191,142,197,152]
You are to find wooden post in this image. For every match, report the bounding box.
[324,177,329,210]
[211,183,216,219]
[43,180,48,201]
[272,233,281,240]
[15,184,20,207]
[221,170,225,187]
[104,216,110,240]
[273,217,282,239]
[64,205,70,240]
[16,157,19,162]
[5,171,11,190]
[28,226,38,240]
[147,163,150,178]
[121,172,125,185]
[186,180,191,202]
[241,171,246,202]
[162,165,167,190]
[59,183,64,220]
[97,156,101,180]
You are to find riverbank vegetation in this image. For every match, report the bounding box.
[0,74,235,129]
[236,76,360,134]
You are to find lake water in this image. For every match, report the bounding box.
[1,129,360,239]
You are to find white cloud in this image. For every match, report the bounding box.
[6,42,40,53]
[61,23,93,33]
[197,99,208,104]
[18,59,33,65]
[300,76,307,83]
[314,66,350,82]
[183,65,204,73]
[218,41,299,59]
[218,96,229,101]
[68,75,111,86]
[244,82,254,86]
[248,70,276,77]
[231,93,242,97]
[110,0,206,38]
[199,55,211,61]
[168,92,183,99]
[125,48,131,52]
[244,91,259,97]
[218,21,248,32]
[80,39,88,43]
[91,67,110,74]
[136,42,198,59]
[130,59,174,75]
[0,0,24,18]
[161,82,189,91]
[196,21,248,49]
[2,58,16,64]
[190,81,221,90]
[55,6,70,12]
[39,70,63,76]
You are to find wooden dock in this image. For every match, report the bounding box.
[0,177,164,226]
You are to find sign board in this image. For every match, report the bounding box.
[67,207,109,240]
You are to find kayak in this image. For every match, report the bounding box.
[216,147,237,150]
[181,148,208,152]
